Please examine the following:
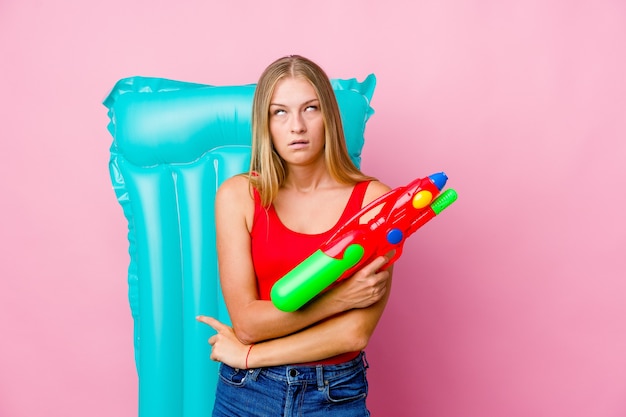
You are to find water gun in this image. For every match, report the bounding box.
[271,172,458,312]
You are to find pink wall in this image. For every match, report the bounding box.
[1,1,625,416]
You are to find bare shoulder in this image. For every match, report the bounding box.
[216,174,253,202]
[215,174,255,225]
[363,180,392,205]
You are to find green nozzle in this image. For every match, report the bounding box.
[431,189,458,215]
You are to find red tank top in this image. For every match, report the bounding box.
[250,181,371,365]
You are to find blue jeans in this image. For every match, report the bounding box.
[212,352,370,416]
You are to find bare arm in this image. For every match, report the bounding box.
[198,263,393,368]
[214,175,389,344]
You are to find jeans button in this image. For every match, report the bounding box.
[289,369,297,377]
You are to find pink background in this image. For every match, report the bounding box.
[1,1,625,416]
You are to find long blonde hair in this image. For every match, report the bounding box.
[249,55,374,207]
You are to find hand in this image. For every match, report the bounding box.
[196,316,250,369]
[329,251,393,311]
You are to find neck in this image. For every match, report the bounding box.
[283,163,333,193]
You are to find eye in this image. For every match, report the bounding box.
[272,108,287,116]
[304,105,319,112]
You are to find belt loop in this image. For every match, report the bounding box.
[249,367,262,381]
[316,365,324,390]
[361,351,369,370]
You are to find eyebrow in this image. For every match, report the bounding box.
[269,98,320,107]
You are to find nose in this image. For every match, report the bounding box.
[290,113,306,133]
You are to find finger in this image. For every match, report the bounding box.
[365,255,391,272]
[196,315,225,331]
[384,249,397,261]
[377,269,392,285]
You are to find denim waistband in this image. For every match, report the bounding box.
[247,351,368,389]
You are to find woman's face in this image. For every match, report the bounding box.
[268,76,325,167]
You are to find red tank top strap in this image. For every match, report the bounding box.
[337,180,371,224]
[252,186,267,227]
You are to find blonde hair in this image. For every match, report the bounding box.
[249,55,374,206]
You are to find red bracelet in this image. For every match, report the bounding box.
[245,344,255,370]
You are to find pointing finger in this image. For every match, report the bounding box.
[196,315,225,331]
[366,254,392,272]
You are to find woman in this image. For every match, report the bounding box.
[197,55,393,416]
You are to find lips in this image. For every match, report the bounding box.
[288,139,309,147]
